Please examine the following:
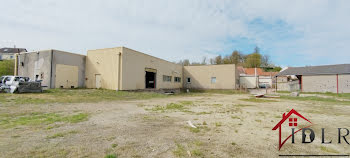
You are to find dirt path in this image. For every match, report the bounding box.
[1,93,349,157]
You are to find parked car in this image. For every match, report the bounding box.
[0,76,43,93]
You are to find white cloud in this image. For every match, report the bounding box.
[0,0,349,66]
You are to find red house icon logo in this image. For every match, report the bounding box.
[272,109,313,150]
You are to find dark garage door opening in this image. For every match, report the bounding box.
[145,71,156,88]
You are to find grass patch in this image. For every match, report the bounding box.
[104,153,117,158]
[149,101,194,112]
[185,89,247,94]
[231,116,240,119]
[196,111,212,115]
[0,112,89,128]
[0,89,171,105]
[235,104,252,107]
[279,95,350,105]
[191,149,203,157]
[215,122,222,127]
[239,98,278,103]
[320,146,339,153]
[173,144,186,157]
[111,143,118,148]
[302,92,350,99]
[47,130,78,139]
[179,101,193,105]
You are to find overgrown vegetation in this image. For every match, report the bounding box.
[0,60,14,77]
[177,46,282,70]
[0,112,89,128]
[239,98,278,103]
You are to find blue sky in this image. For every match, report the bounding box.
[0,0,349,67]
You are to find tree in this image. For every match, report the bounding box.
[209,58,215,65]
[214,55,223,65]
[201,56,207,65]
[230,50,241,65]
[222,56,231,64]
[261,54,270,67]
[183,59,190,66]
[245,52,261,68]
[0,60,14,76]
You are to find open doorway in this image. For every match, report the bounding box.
[145,71,156,88]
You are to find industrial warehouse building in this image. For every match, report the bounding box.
[85,47,239,91]
[276,64,350,93]
[85,47,183,90]
[16,50,86,88]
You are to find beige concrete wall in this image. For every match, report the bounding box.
[85,48,122,90]
[120,47,183,90]
[339,74,350,93]
[55,64,78,88]
[85,47,183,90]
[183,64,237,89]
[302,75,337,93]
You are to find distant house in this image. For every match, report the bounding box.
[239,67,277,89]
[0,47,27,60]
[276,64,350,93]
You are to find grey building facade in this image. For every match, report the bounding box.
[17,50,86,88]
[276,64,350,93]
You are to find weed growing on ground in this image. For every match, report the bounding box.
[173,144,186,157]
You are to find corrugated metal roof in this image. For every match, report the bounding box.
[276,64,350,76]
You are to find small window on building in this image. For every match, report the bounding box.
[174,77,181,83]
[211,77,216,83]
[163,75,172,82]
[187,77,191,83]
[21,62,24,66]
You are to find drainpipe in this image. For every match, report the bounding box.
[14,53,18,75]
[300,75,303,92]
[336,74,339,94]
[50,50,53,89]
[117,52,122,91]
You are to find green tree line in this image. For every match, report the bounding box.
[177,46,281,72]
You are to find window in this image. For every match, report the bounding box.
[163,75,172,82]
[289,118,297,127]
[174,77,181,83]
[211,77,216,83]
[187,77,191,83]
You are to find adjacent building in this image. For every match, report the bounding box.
[276,64,350,93]
[85,47,183,90]
[0,47,27,60]
[239,67,277,89]
[16,50,86,88]
[183,64,239,89]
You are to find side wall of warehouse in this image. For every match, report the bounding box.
[183,64,237,89]
[85,48,122,90]
[120,47,183,90]
[51,50,86,88]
